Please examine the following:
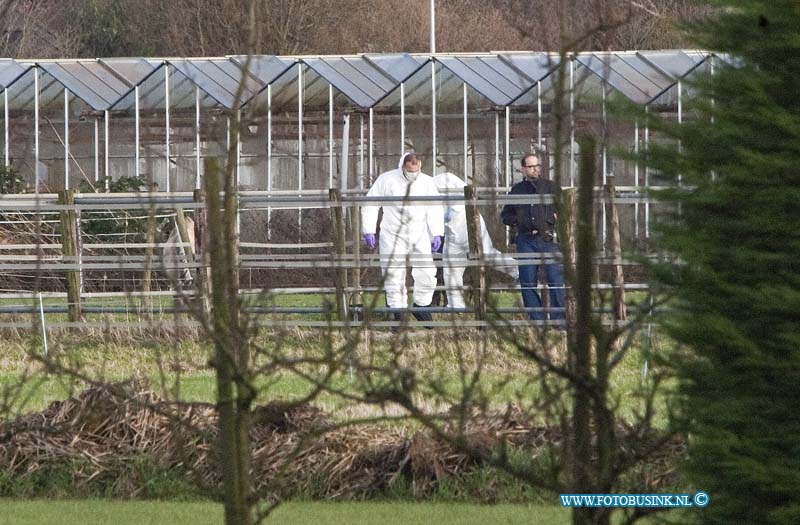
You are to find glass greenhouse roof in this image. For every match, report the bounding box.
[0,51,715,113]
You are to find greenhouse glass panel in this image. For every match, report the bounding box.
[364,53,428,84]
[37,62,111,110]
[0,60,30,89]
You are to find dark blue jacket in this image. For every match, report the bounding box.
[501,177,557,235]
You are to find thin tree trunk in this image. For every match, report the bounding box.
[572,136,597,525]
[205,157,252,525]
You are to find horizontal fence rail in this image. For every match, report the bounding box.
[0,187,658,329]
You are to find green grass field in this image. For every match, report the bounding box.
[0,500,574,525]
[0,298,678,524]
[0,326,670,427]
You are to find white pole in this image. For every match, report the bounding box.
[504,106,510,187]
[710,56,715,124]
[104,110,110,190]
[430,0,435,54]
[39,292,48,356]
[494,112,499,187]
[368,107,374,183]
[64,88,69,190]
[645,106,650,239]
[3,89,8,167]
[431,61,437,175]
[359,114,364,189]
[602,82,607,185]
[267,84,272,189]
[165,66,170,192]
[710,56,717,181]
[267,84,272,239]
[298,64,303,238]
[236,110,241,188]
[400,82,405,155]
[569,57,575,188]
[463,82,468,182]
[677,80,683,188]
[329,84,334,188]
[298,64,303,186]
[601,82,607,253]
[236,108,241,236]
[340,114,349,192]
[135,85,140,181]
[34,68,39,192]
[537,82,542,148]
[634,120,640,238]
[94,117,99,182]
[195,86,200,189]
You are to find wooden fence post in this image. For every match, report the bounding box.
[563,187,578,334]
[142,183,158,316]
[58,190,81,323]
[329,188,348,321]
[464,185,486,321]
[193,189,210,316]
[605,176,627,321]
[349,201,362,321]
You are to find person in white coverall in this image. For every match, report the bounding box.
[362,153,444,322]
[433,172,519,309]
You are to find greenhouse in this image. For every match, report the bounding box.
[0,49,725,303]
[0,50,714,193]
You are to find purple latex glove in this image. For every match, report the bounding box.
[363,233,376,250]
[431,235,443,253]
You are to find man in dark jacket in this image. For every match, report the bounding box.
[501,153,565,323]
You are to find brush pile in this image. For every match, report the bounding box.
[0,382,685,499]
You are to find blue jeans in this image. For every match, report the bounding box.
[516,233,566,321]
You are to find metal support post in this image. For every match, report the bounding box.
[569,57,575,188]
[94,118,99,182]
[298,64,304,239]
[431,61,437,174]
[537,82,542,147]
[644,107,650,239]
[400,82,405,155]
[494,112,499,187]
[368,108,374,183]
[463,82,468,183]
[329,84,334,188]
[359,114,364,188]
[104,110,110,190]
[3,89,8,167]
[34,68,39,191]
[165,66,170,191]
[195,86,201,189]
[504,106,510,187]
[64,88,69,189]
[135,85,140,181]
[634,120,640,238]
[267,84,272,239]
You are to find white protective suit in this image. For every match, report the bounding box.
[362,154,445,309]
[433,172,520,309]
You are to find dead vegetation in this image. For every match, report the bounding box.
[0,381,685,500]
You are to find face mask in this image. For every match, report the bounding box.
[403,169,420,182]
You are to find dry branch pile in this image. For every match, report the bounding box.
[0,382,685,499]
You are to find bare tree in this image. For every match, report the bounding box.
[0,0,81,58]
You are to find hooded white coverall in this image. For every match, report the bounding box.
[362,154,445,309]
[433,172,520,309]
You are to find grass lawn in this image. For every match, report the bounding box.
[0,326,670,427]
[0,500,573,525]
